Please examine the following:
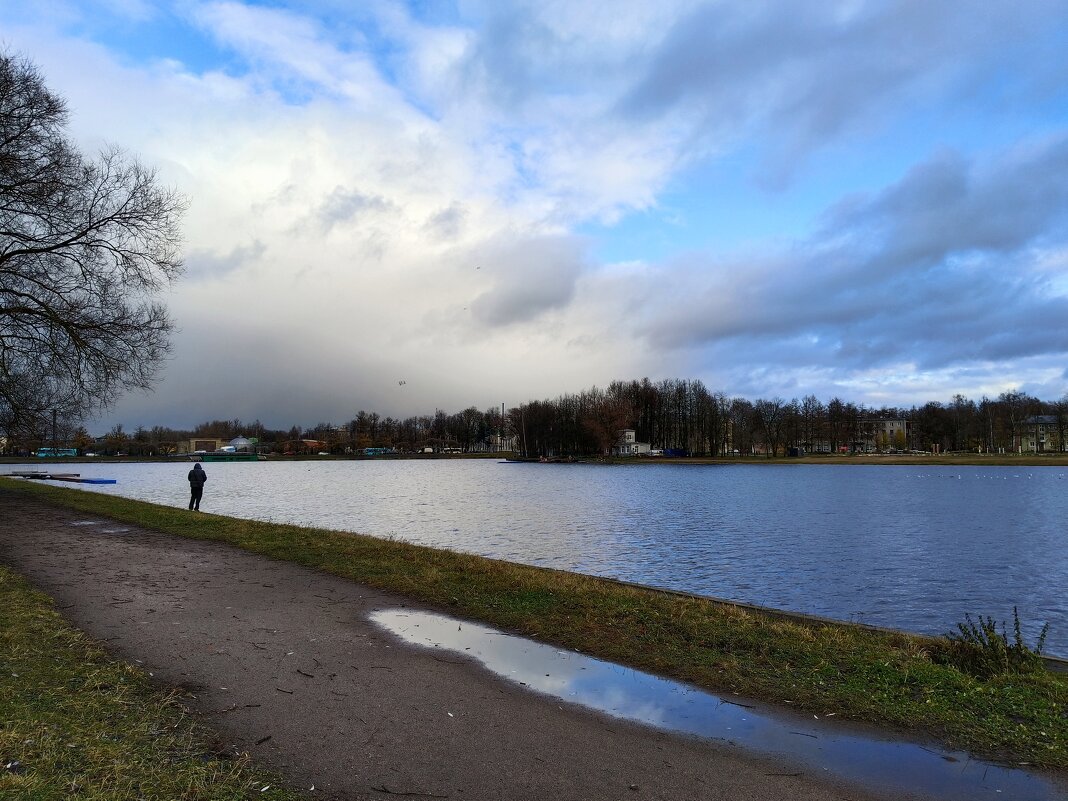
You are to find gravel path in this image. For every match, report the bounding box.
[1,492,916,800]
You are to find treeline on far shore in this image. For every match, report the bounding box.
[4,378,1067,459]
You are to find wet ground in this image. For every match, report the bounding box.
[1,491,1064,801]
[373,609,1063,801]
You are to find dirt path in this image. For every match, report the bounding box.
[1,492,917,801]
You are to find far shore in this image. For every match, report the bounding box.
[5,452,1068,467]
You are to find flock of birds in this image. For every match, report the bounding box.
[907,473,1066,479]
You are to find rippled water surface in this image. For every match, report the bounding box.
[11,460,1067,655]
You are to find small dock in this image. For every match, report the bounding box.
[5,472,117,485]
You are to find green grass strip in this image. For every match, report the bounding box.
[3,478,1067,773]
[0,563,303,801]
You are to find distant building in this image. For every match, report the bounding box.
[871,418,911,451]
[1016,415,1064,453]
[282,439,327,455]
[468,433,517,453]
[613,429,651,456]
[179,438,228,454]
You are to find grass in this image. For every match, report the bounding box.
[0,565,303,801]
[2,477,1067,776]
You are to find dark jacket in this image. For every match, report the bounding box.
[188,465,207,489]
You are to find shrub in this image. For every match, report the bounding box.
[936,607,1049,679]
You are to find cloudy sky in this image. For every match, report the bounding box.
[4,0,1068,430]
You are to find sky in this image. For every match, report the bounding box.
[3,0,1068,430]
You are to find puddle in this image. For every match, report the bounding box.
[371,609,1065,801]
[68,521,127,533]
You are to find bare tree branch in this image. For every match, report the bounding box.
[0,50,186,438]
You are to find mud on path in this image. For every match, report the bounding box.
[1,492,903,801]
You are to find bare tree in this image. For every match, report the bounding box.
[729,397,755,456]
[950,393,976,451]
[0,51,185,436]
[997,389,1040,452]
[454,406,483,451]
[799,394,825,451]
[753,397,787,458]
[583,385,633,455]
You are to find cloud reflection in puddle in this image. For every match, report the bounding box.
[372,608,1064,801]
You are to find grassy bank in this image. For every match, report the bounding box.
[0,564,302,801]
[2,478,1066,774]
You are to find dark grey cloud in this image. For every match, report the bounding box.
[826,138,1068,278]
[424,203,466,241]
[459,10,550,109]
[457,7,626,112]
[184,240,267,281]
[469,235,585,327]
[615,1,1061,181]
[97,322,422,431]
[643,133,1068,373]
[315,186,394,232]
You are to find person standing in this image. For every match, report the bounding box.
[187,463,207,511]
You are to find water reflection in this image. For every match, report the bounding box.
[372,608,1065,801]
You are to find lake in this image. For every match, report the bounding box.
[8,459,1067,656]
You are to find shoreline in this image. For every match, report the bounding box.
[2,497,959,801]
[589,571,1068,674]
[7,452,1068,467]
[2,476,1065,773]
